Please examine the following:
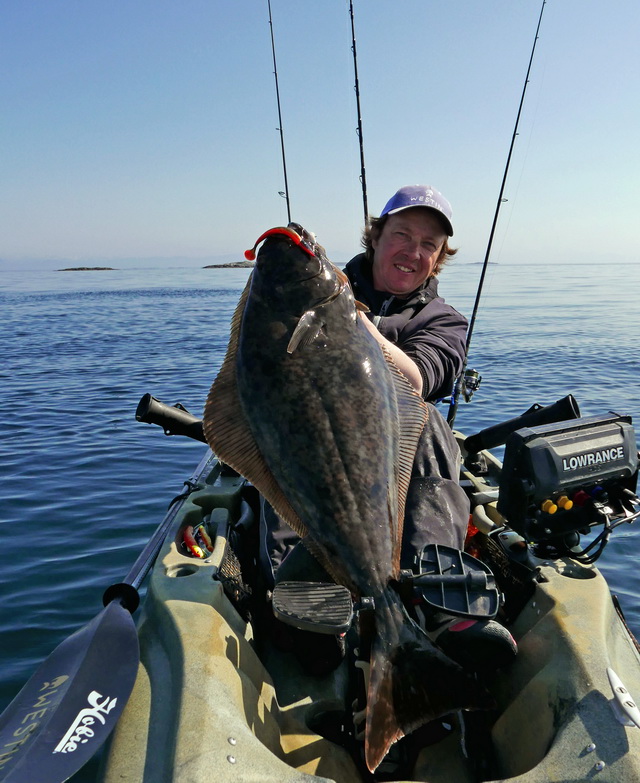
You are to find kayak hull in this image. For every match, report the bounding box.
[99,456,640,783]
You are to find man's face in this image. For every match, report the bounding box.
[371,209,447,296]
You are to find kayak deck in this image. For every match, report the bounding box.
[99,453,640,782]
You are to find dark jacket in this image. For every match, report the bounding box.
[344,253,468,402]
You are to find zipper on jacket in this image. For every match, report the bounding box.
[378,296,395,316]
[373,296,395,327]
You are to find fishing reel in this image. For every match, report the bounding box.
[461,368,482,403]
[497,412,640,563]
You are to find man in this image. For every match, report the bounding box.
[347,184,466,404]
[266,186,468,571]
[343,185,470,560]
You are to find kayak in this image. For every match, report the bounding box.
[98,398,640,783]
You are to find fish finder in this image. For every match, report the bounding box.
[497,412,639,559]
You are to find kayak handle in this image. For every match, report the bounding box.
[136,393,206,443]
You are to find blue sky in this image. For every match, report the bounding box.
[2,1,638,267]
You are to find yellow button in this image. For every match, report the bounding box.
[542,499,558,514]
[557,495,574,510]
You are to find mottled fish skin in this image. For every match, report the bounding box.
[204,227,492,772]
[238,236,400,591]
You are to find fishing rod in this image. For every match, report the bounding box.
[267,0,291,223]
[348,0,368,223]
[447,0,548,428]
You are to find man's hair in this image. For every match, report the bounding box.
[361,212,458,276]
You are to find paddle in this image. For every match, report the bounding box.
[0,449,217,783]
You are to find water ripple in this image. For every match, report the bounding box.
[1,263,639,783]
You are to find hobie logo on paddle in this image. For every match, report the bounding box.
[53,690,118,754]
[562,446,625,471]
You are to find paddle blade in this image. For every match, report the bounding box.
[0,601,139,783]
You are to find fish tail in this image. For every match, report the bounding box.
[364,590,494,773]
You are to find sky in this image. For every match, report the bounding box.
[1,1,639,268]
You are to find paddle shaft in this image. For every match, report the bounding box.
[125,449,217,591]
[0,448,217,783]
[102,449,218,614]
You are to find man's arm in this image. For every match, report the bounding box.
[396,306,467,401]
[358,311,424,395]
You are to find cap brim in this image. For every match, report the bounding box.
[386,204,453,236]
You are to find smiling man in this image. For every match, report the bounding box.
[341,185,516,671]
[345,184,466,401]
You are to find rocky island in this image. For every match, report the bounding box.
[203,260,254,269]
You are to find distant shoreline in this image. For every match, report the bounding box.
[58,267,116,271]
[202,261,254,269]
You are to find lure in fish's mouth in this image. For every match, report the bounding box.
[244,224,317,261]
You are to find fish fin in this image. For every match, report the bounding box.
[287,310,326,353]
[364,593,494,773]
[380,345,429,575]
[286,265,352,352]
[364,655,403,772]
[332,263,366,312]
[203,275,309,539]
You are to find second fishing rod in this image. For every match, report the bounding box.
[447,0,548,428]
[266,0,368,227]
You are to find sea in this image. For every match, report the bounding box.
[1,259,639,781]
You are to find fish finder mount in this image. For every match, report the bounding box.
[497,412,640,562]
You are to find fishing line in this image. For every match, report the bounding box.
[267,0,291,223]
[447,0,548,428]
[348,0,368,224]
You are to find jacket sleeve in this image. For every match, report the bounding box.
[378,299,468,402]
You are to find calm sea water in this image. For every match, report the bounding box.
[1,260,639,781]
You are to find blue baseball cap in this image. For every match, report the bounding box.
[380,185,454,236]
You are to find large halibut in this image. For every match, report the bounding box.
[203,225,489,771]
